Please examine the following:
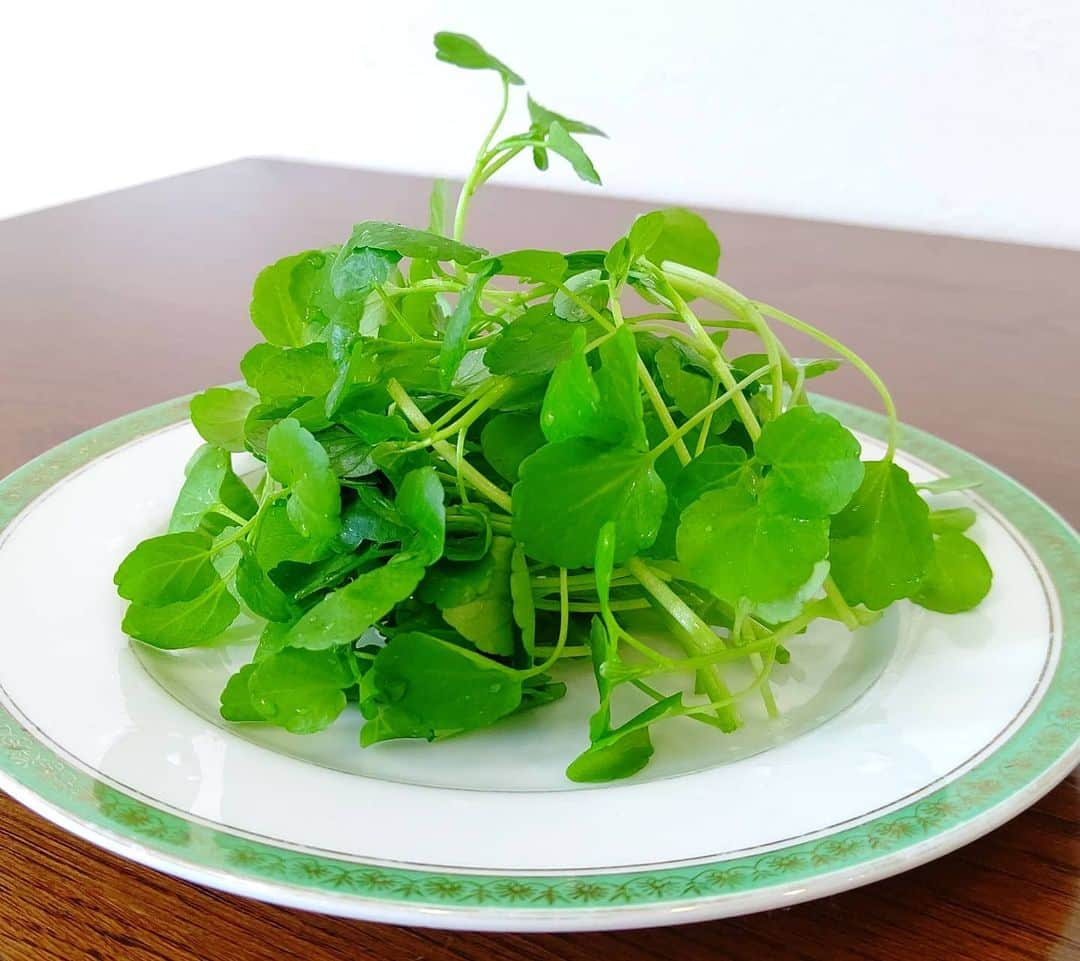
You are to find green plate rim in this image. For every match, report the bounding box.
[0,393,1077,917]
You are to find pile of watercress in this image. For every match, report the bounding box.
[113,32,993,782]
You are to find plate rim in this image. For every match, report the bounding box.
[0,393,1077,931]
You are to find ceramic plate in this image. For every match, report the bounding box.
[0,395,1076,932]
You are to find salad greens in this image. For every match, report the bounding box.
[114,31,993,782]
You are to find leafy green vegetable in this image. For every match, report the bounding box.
[190,388,258,452]
[678,487,829,606]
[512,440,667,568]
[830,461,934,609]
[249,647,359,734]
[117,28,993,784]
[913,530,993,613]
[433,31,523,85]
[755,407,864,517]
[114,531,216,605]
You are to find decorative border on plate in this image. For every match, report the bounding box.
[0,395,1077,913]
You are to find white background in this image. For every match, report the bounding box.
[3,0,1077,248]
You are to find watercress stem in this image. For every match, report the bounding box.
[453,76,510,242]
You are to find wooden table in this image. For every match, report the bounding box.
[0,159,1076,960]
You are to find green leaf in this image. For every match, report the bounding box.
[254,499,332,572]
[595,325,647,451]
[219,664,265,722]
[677,486,829,605]
[418,551,496,609]
[314,426,377,479]
[546,121,601,185]
[366,631,522,740]
[566,727,654,783]
[433,31,524,85]
[249,647,358,734]
[510,544,536,658]
[249,249,356,346]
[265,418,341,545]
[484,303,602,375]
[440,262,494,388]
[339,486,407,549]
[755,406,864,517]
[639,208,720,275]
[829,461,934,610]
[480,412,546,483]
[235,543,296,622]
[428,179,448,235]
[527,95,604,137]
[395,466,446,564]
[512,440,668,568]
[437,537,515,656]
[122,580,240,650]
[240,343,337,402]
[114,531,216,605]
[655,341,713,419]
[341,221,487,265]
[169,445,255,534]
[189,388,258,452]
[286,556,427,650]
[337,408,411,443]
[540,327,610,445]
[330,246,400,301]
[468,249,568,285]
[913,531,992,614]
[670,444,749,509]
[628,211,665,260]
[734,353,841,382]
[929,507,977,534]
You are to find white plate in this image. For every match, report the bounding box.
[0,395,1076,931]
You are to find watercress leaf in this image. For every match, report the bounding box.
[169,445,254,534]
[628,211,665,260]
[219,664,265,722]
[418,551,495,609]
[640,208,721,275]
[433,31,524,85]
[532,145,549,171]
[265,418,341,545]
[912,530,992,614]
[566,727,654,783]
[754,559,831,623]
[437,537,515,656]
[255,499,332,571]
[929,507,977,534]
[512,440,668,568]
[254,621,293,662]
[755,407,864,517]
[734,353,841,382]
[540,327,612,445]
[235,543,296,622]
[189,388,258,452]
[339,486,408,549]
[240,343,337,402]
[546,121,601,185]
[553,269,607,322]
[285,556,426,650]
[595,325,648,451]
[372,444,438,490]
[469,250,567,285]
[604,238,630,287]
[122,580,240,650]
[428,178,448,235]
[829,461,934,609]
[331,246,401,301]
[677,486,829,605]
[479,412,546,484]
[394,466,446,564]
[370,631,522,734]
[314,426,377,479]
[655,341,713,419]
[249,647,358,734]
[440,262,494,388]
[114,530,216,605]
[670,444,749,509]
[916,476,982,494]
[510,544,536,658]
[484,303,602,376]
[527,95,605,137]
[563,251,607,275]
[341,221,486,265]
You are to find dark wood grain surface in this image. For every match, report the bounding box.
[0,159,1076,960]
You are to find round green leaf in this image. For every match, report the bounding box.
[913,531,993,614]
